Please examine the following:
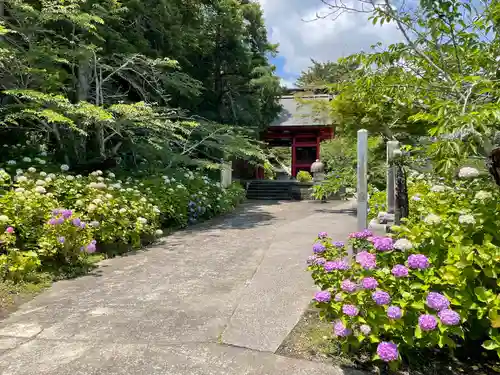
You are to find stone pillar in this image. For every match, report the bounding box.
[386,141,399,214]
[357,129,368,231]
[220,161,232,188]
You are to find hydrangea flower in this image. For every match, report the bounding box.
[333,320,351,337]
[475,191,492,200]
[392,264,409,277]
[458,214,476,225]
[438,309,460,326]
[377,342,399,362]
[314,257,326,265]
[306,255,317,265]
[58,236,65,244]
[137,217,148,224]
[372,236,394,251]
[318,231,328,239]
[334,293,343,302]
[355,251,377,269]
[60,164,70,172]
[408,254,430,270]
[342,304,359,317]
[5,226,14,234]
[341,279,357,293]
[35,186,46,194]
[387,306,402,319]
[0,215,9,223]
[348,229,373,239]
[418,314,438,331]
[85,240,97,253]
[424,214,441,225]
[313,242,326,254]
[393,238,412,251]
[426,292,450,311]
[359,324,371,335]
[361,277,378,290]
[332,241,345,248]
[372,290,391,305]
[431,185,445,193]
[324,260,350,272]
[458,167,479,179]
[314,291,331,303]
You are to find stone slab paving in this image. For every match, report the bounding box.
[0,200,360,375]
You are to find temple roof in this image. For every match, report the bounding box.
[269,94,332,127]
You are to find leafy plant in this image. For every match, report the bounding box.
[297,171,313,183]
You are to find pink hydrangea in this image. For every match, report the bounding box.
[333,320,351,337]
[361,277,378,290]
[341,279,357,293]
[391,264,409,277]
[418,314,438,331]
[355,251,377,269]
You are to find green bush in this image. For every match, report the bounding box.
[308,167,500,367]
[297,171,313,183]
[0,154,246,282]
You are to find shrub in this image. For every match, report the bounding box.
[308,167,500,367]
[297,171,313,183]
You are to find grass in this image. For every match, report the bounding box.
[277,307,500,375]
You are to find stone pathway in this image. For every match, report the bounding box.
[0,200,362,375]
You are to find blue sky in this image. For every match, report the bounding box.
[257,0,405,87]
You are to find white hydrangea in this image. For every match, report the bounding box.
[153,206,161,213]
[76,174,82,179]
[107,172,115,178]
[39,171,47,177]
[16,169,23,175]
[27,167,36,173]
[119,208,127,214]
[459,214,476,225]
[34,186,46,194]
[137,217,148,224]
[92,198,103,205]
[105,194,113,199]
[35,180,45,186]
[15,187,25,193]
[0,215,9,222]
[40,151,47,157]
[7,160,16,165]
[46,192,53,197]
[48,173,56,179]
[154,229,163,236]
[89,221,100,228]
[75,200,84,206]
[38,159,46,165]
[458,167,479,179]
[475,191,492,200]
[45,177,52,183]
[394,238,413,251]
[140,197,147,203]
[66,175,75,181]
[60,164,70,172]
[97,176,105,182]
[16,176,28,183]
[424,214,441,225]
[87,204,97,212]
[91,170,103,176]
[431,185,446,193]
[22,157,31,162]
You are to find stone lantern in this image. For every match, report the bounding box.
[310,159,325,183]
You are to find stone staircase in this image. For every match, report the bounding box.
[245,180,297,200]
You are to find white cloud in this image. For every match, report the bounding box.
[258,0,403,80]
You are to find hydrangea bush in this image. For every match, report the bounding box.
[0,153,245,281]
[308,167,500,367]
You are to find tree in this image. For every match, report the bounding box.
[296,59,359,89]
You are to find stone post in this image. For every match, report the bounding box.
[386,141,399,214]
[357,129,368,231]
[220,161,232,188]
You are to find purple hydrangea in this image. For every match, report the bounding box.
[387,306,402,319]
[48,218,57,225]
[355,251,377,269]
[342,304,359,317]
[56,217,64,225]
[307,255,317,265]
[349,229,373,239]
[359,324,371,335]
[61,209,73,219]
[333,320,351,337]
[57,236,65,244]
[314,291,331,303]
[418,314,438,331]
[52,209,61,216]
[426,292,450,311]
[408,254,430,270]
[372,236,394,251]
[392,264,409,278]
[372,290,391,305]
[438,309,460,326]
[377,342,399,362]
[314,257,326,265]
[85,239,97,253]
[312,242,326,254]
[324,260,350,272]
[72,218,82,227]
[318,232,328,239]
[341,279,358,293]
[332,241,345,248]
[361,277,378,290]
[334,293,343,302]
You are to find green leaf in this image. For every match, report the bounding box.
[415,325,422,339]
[483,340,500,350]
